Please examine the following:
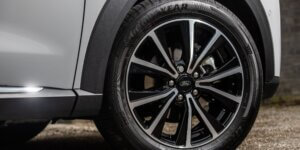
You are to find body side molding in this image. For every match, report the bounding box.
[0,88,103,120]
[0,89,76,120]
[71,89,103,117]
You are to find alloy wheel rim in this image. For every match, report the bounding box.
[126,19,245,148]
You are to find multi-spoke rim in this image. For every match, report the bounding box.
[126,19,244,148]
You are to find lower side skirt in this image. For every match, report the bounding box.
[0,89,102,120]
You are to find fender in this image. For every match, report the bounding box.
[244,0,279,98]
[81,0,137,93]
[80,0,276,96]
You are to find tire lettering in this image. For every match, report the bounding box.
[161,4,188,12]
[182,4,188,10]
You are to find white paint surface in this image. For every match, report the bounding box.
[261,0,281,77]
[73,0,107,88]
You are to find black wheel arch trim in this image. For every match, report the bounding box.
[243,0,275,82]
[263,77,280,99]
[80,0,137,93]
[243,0,278,98]
[80,0,277,97]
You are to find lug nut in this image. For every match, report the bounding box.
[177,65,185,73]
[168,80,175,87]
[193,89,199,96]
[177,94,184,101]
[193,72,199,79]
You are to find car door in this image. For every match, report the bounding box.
[0,0,84,89]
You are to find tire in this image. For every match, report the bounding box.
[95,0,263,149]
[0,121,49,144]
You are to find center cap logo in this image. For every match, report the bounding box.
[179,80,192,87]
[177,75,194,92]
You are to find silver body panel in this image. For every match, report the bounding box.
[260,0,281,77]
[0,0,84,89]
[74,0,107,89]
[0,0,280,90]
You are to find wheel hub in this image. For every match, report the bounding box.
[176,74,195,93]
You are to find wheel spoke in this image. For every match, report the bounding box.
[196,85,242,104]
[188,30,221,74]
[186,20,195,73]
[129,90,162,100]
[131,56,177,78]
[130,88,177,109]
[186,94,218,138]
[185,98,193,147]
[130,64,168,77]
[179,21,191,66]
[149,31,179,78]
[175,102,188,145]
[196,66,242,83]
[175,100,193,147]
[145,89,178,134]
[212,56,237,76]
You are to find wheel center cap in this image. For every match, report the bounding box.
[177,75,194,93]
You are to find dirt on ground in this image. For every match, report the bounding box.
[238,105,300,150]
[2,105,300,150]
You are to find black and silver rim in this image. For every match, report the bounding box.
[126,19,244,148]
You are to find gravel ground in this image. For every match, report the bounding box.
[238,105,300,150]
[2,105,300,150]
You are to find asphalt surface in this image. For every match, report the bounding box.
[2,105,300,150]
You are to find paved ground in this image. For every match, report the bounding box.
[3,105,300,150]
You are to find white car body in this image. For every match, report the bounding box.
[261,0,281,77]
[0,0,281,120]
[0,0,281,90]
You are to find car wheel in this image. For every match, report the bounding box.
[95,0,263,149]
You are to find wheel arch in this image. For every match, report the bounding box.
[215,0,274,82]
[80,0,275,95]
